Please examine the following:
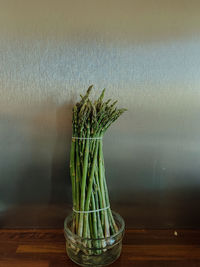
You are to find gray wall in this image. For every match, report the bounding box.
[1,0,200,228]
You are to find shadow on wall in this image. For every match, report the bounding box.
[12,100,74,206]
[49,101,73,205]
[0,97,75,227]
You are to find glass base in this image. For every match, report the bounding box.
[66,241,122,267]
[64,211,125,267]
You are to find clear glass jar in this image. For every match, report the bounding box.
[64,211,125,267]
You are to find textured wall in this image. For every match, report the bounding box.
[1,0,200,228]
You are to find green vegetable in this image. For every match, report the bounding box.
[69,85,127,253]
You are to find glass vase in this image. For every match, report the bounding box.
[64,211,125,266]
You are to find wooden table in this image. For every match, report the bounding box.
[1,229,200,266]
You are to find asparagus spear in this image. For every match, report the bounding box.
[70,86,126,253]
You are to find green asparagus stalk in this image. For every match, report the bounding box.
[78,125,90,237]
[69,86,126,254]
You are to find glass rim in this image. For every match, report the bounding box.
[64,210,125,241]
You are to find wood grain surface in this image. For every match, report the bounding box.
[1,229,200,266]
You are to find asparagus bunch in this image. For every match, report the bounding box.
[70,85,126,253]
